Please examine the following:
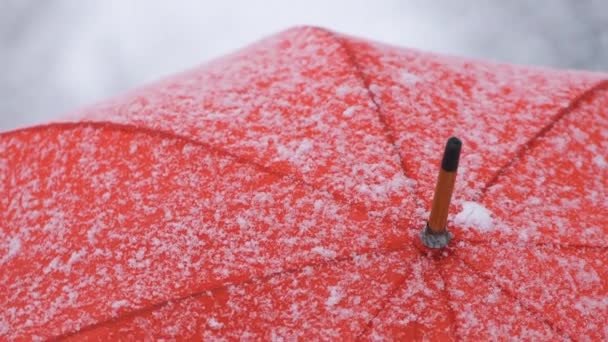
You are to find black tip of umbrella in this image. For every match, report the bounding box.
[441,137,462,172]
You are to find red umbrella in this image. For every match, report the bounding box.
[1,26,607,340]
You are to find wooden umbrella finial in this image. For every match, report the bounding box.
[420,137,462,248]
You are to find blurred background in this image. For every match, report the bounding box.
[1,0,607,131]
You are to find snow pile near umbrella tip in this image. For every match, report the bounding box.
[454,201,494,231]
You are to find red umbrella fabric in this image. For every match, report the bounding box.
[1,26,607,340]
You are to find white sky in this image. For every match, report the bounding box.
[1,0,606,130]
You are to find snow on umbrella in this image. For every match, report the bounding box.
[1,26,607,340]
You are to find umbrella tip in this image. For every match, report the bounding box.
[421,137,461,249]
[442,137,462,172]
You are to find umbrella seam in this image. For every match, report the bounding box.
[319,28,410,183]
[4,119,397,338]
[455,253,573,340]
[325,30,439,336]
[354,270,410,340]
[478,79,608,200]
[463,239,608,251]
[435,259,462,340]
[54,245,413,339]
[0,120,374,219]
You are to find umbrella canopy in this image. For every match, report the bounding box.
[1,26,607,340]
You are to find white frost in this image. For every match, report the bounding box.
[236,216,249,230]
[276,139,313,163]
[111,300,129,312]
[592,155,606,168]
[2,237,21,263]
[342,106,358,117]
[67,249,87,269]
[454,201,494,231]
[574,296,608,315]
[335,84,353,98]
[311,246,337,259]
[325,286,343,308]
[400,70,421,84]
[207,317,223,330]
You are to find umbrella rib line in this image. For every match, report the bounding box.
[355,272,410,340]
[1,120,373,223]
[454,254,573,340]
[356,250,463,340]
[55,245,413,340]
[462,238,608,251]
[436,259,463,340]
[329,31,429,216]
[478,79,608,201]
[321,29,409,181]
